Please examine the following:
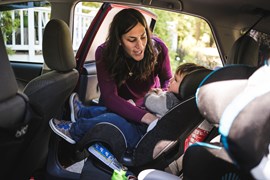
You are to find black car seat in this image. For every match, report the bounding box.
[78,68,212,178]
[0,28,34,179]
[13,19,79,178]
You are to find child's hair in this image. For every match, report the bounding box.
[175,63,206,77]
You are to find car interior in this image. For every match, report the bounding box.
[77,68,212,173]
[1,0,270,180]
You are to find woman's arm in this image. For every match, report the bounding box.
[141,112,159,125]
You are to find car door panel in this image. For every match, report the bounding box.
[77,62,100,105]
[11,62,43,92]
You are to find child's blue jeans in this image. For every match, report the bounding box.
[69,105,147,148]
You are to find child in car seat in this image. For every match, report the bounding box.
[143,63,207,117]
[143,63,213,153]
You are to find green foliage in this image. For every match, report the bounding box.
[81,2,102,13]
[82,2,101,8]
[0,11,19,54]
[149,8,219,71]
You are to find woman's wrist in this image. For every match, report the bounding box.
[141,113,158,125]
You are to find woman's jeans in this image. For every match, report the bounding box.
[69,105,147,148]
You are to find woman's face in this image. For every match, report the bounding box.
[168,73,185,94]
[121,22,147,61]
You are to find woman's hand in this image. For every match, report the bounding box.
[141,112,159,125]
[127,99,136,106]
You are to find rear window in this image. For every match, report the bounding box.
[0,2,51,63]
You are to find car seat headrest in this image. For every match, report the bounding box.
[196,65,257,125]
[42,19,76,72]
[178,68,212,99]
[227,35,259,66]
[0,29,18,101]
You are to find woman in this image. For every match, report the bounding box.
[49,8,172,149]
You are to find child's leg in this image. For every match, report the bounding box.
[69,112,146,148]
[78,105,108,118]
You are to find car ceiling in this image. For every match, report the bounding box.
[2,0,270,63]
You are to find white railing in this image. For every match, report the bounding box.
[2,5,98,62]
[73,3,97,50]
[4,7,50,62]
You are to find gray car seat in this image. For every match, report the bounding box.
[78,68,212,178]
[183,65,270,180]
[218,65,270,179]
[12,19,79,179]
[182,64,257,180]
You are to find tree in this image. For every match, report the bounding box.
[0,11,19,54]
[150,8,218,70]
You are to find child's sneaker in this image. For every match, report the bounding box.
[49,118,76,144]
[69,93,83,122]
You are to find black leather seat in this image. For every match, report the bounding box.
[11,19,79,178]
[0,28,33,179]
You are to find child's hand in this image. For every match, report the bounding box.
[149,88,163,94]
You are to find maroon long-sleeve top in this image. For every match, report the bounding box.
[95,36,172,123]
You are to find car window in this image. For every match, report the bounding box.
[147,8,221,71]
[73,2,102,55]
[74,2,222,71]
[0,2,51,63]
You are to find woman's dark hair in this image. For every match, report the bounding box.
[102,8,158,86]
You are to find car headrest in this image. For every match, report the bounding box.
[178,68,212,99]
[42,19,76,72]
[196,65,257,125]
[227,35,259,66]
[0,28,18,101]
[0,27,28,130]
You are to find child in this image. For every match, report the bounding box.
[144,63,207,117]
